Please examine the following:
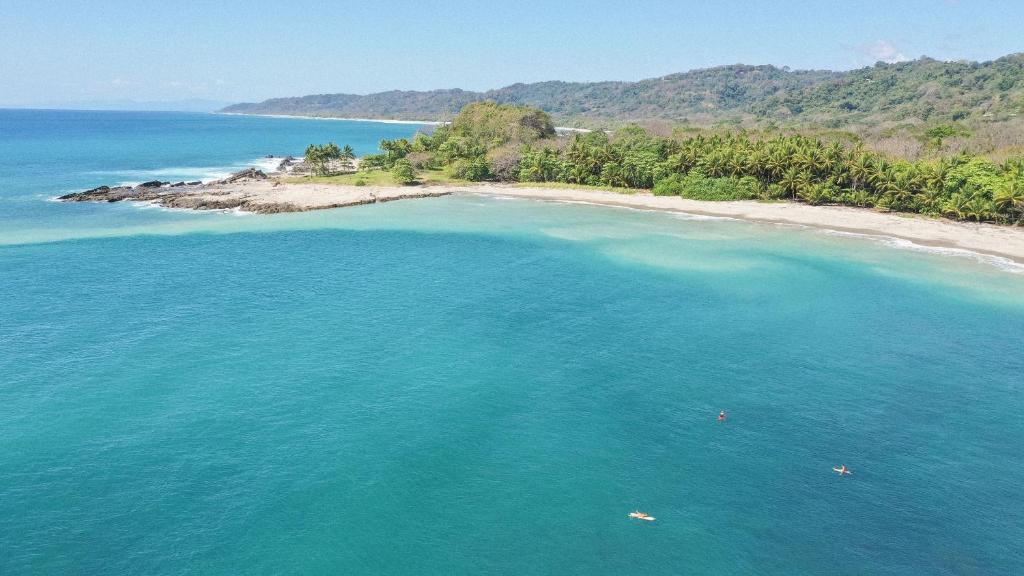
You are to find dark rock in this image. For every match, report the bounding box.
[139,180,164,188]
[59,185,109,200]
[216,167,268,184]
[171,181,186,187]
[186,181,202,186]
[58,185,140,202]
[276,156,297,171]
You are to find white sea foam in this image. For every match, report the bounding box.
[93,155,288,186]
[669,212,739,222]
[822,229,1024,274]
[217,111,585,133]
[215,112,442,126]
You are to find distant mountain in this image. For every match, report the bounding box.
[221,54,1024,130]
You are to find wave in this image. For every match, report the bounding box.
[822,229,1024,274]
[215,112,441,126]
[92,156,284,186]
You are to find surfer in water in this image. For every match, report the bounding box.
[833,465,852,476]
[629,511,656,521]
[718,410,726,422]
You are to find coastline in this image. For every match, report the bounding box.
[477,186,1024,267]
[214,111,590,132]
[57,175,1024,266]
[213,112,444,126]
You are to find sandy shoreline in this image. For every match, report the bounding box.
[59,176,1024,265]
[471,185,1024,265]
[58,176,453,214]
[214,112,443,126]
[214,112,590,132]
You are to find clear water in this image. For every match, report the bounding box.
[1,110,1023,575]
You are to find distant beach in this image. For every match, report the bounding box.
[214,111,591,133]
[214,112,444,126]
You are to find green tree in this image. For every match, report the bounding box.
[391,159,416,184]
[304,143,342,176]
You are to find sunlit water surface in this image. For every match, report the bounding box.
[1,110,1022,575]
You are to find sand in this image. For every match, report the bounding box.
[231,181,1024,263]
[462,185,1024,265]
[191,180,453,211]
[62,175,1024,264]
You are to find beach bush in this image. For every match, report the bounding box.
[405,152,440,170]
[359,153,388,170]
[653,173,759,200]
[391,159,416,184]
[450,101,555,147]
[488,145,522,182]
[450,156,492,181]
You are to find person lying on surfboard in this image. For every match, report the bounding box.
[833,465,852,476]
[629,511,655,521]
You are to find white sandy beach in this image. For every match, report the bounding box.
[159,180,452,212]
[471,185,1024,265]
[214,112,444,126]
[241,181,1024,262]
[199,181,1024,264]
[62,176,1024,264]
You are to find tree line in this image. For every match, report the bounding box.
[359,103,1024,224]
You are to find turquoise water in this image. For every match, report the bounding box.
[1,111,1023,575]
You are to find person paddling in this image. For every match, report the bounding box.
[833,465,851,476]
[718,410,726,422]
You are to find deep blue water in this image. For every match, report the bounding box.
[1,110,1023,575]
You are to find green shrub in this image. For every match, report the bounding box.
[451,156,493,181]
[360,154,388,170]
[763,183,789,200]
[405,152,440,170]
[391,159,416,185]
[652,174,686,196]
[653,173,759,200]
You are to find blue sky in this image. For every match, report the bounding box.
[1,0,1021,106]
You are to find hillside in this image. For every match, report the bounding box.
[222,54,1024,132]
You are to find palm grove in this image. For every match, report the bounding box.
[329,102,1024,224]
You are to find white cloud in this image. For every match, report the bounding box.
[856,40,908,64]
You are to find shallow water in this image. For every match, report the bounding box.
[1,110,1022,575]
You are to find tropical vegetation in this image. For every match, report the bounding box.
[226,54,1024,160]
[303,143,355,176]
[358,103,1024,224]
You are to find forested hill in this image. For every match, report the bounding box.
[221,54,1024,130]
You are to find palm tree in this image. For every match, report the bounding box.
[943,194,970,220]
[964,196,995,222]
[779,168,812,200]
[915,187,945,215]
[726,153,749,178]
[764,150,787,181]
[848,153,872,193]
[994,180,1024,222]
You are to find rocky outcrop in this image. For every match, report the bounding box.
[216,167,267,184]
[58,184,171,203]
[57,163,453,214]
[276,156,297,171]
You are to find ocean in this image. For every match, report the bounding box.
[1,109,1022,575]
